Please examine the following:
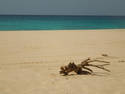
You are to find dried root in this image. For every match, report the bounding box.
[60,58,110,76]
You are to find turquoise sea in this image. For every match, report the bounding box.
[0,15,125,30]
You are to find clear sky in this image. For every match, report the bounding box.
[0,0,125,15]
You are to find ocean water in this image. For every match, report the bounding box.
[0,15,125,30]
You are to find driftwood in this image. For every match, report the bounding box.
[60,58,110,75]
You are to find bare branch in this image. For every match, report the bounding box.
[89,64,110,72]
[60,57,111,75]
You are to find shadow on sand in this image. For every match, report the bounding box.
[62,70,110,77]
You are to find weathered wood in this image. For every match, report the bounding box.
[59,58,110,75]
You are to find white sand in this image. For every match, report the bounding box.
[0,29,125,94]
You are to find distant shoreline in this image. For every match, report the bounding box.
[0,29,125,32]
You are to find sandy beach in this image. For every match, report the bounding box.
[0,29,125,94]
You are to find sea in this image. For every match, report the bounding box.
[0,15,125,31]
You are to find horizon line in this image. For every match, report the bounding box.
[0,14,125,17]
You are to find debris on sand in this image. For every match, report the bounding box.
[102,54,109,57]
[60,58,110,76]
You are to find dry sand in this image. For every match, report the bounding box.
[0,29,125,94]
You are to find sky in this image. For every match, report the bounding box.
[0,0,125,15]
